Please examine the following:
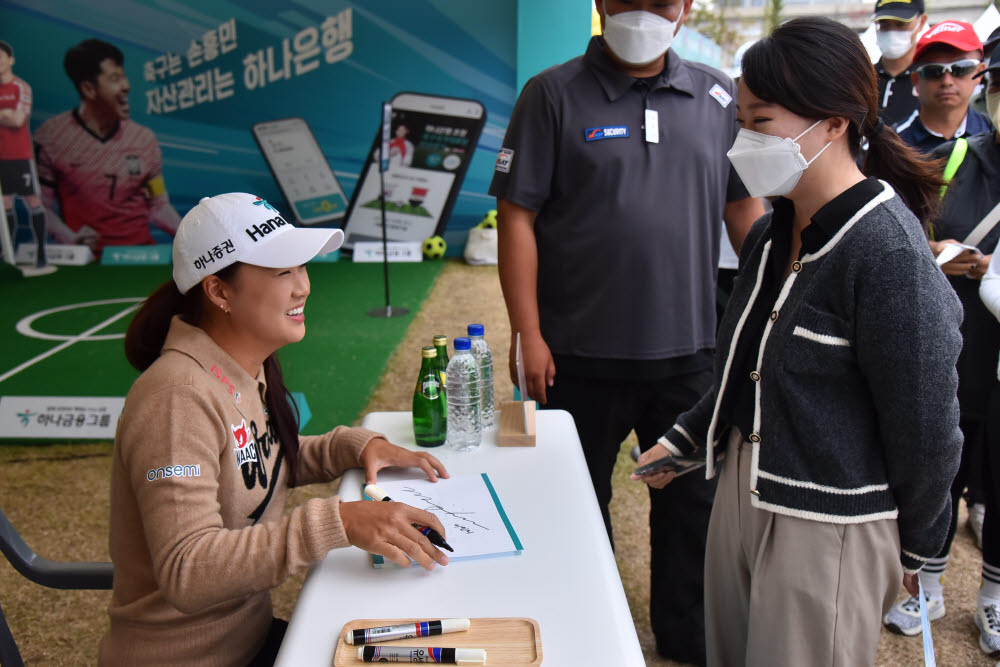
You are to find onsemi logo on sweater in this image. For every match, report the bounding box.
[232,418,259,467]
[146,464,201,482]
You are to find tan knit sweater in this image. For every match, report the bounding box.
[98,317,381,665]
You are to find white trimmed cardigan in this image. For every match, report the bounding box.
[660,182,963,573]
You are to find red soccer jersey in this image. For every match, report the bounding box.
[0,75,33,160]
[34,110,162,251]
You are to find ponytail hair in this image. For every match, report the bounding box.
[124,264,301,485]
[862,122,945,234]
[741,17,945,232]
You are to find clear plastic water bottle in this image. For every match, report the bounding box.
[467,324,495,430]
[446,337,481,451]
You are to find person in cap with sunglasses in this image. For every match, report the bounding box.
[98,194,451,666]
[893,48,1000,657]
[896,20,990,154]
[872,0,927,129]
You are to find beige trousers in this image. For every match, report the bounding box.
[704,429,901,667]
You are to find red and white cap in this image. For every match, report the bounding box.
[914,20,983,62]
[172,193,343,294]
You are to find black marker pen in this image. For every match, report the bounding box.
[364,484,455,552]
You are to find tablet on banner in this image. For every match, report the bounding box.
[362,473,522,568]
[0,396,125,439]
[342,93,486,249]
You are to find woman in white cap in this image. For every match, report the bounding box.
[98,193,450,666]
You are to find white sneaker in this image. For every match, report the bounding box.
[883,595,946,636]
[970,503,986,550]
[975,603,1000,657]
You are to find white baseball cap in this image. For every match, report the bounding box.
[172,193,344,294]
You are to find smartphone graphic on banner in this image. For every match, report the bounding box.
[342,92,486,248]
[251,118,348,226]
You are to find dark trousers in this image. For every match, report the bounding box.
[937,416,987,558]
[981,385,1000,571]
[545,368,716,665]
[247,617,288,667]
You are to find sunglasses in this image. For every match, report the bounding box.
[915,59,981,80]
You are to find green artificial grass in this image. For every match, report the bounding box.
[0,260,443,440]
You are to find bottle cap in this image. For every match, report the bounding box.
[467,323,485,336]
[421,346,438,358]
[454,337,472,351]
[433,335,448,345]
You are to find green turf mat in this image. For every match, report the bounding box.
[0,261,443,439]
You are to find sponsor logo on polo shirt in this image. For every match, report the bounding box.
[495,148,514,173]
[146,464,201,482]
[232,418,260,467]
[585,126,629,141]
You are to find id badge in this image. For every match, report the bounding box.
[644,108,659,144]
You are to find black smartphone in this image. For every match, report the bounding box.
[633,453,707,478]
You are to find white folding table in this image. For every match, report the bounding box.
[274,409,644,666]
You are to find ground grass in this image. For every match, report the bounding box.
[0,259,991,665]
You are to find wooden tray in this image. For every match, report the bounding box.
[332,617,541,666]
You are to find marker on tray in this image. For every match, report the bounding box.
[364,484,455,552]
[346,618,471,645]
[357,646,487,664]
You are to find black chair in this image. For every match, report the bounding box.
[0,507,112,667]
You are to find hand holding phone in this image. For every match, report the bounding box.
[632,453,707,479]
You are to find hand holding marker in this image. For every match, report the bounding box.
[365,484,454,552]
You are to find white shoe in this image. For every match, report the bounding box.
[975,603,1000,657]
[970,503,985,550]
[883,595,946,636]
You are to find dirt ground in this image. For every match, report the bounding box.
[0,259,991,665]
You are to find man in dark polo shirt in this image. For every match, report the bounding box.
[897,20,989,154]
[872,0,927,129]
[489,0,762,662]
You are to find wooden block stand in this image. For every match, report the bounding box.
[497,401,536,447]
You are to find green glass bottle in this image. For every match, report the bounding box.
[412,346,446,447]
[433,334,449,385]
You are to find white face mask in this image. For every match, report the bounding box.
[726,120,832,198]
[876,27,916,60]
[987,89,1000,129]
[603,10,680,66]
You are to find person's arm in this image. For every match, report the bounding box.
[723,196,764,255]
[855,246,963,574]
[119,386,446,613]
[149,192,181,235]
[296,427,448,486]
[0,108,27,127]
[497,198,555,404]
[981,252,1000,321]
[0,81,29,127]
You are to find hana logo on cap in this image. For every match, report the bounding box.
[171,193,344,295]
